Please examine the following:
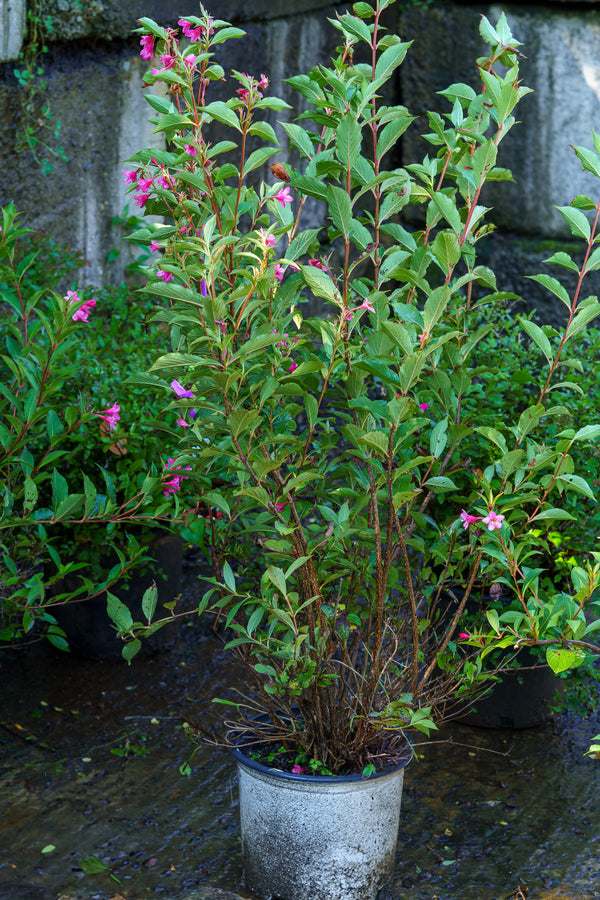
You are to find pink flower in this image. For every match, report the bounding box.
[65,290,96,322]
[274,263,285,281]
[95,403,120,431]
[259,229,276,249]
[343,309,353,322]
[156,175,171,190]
[482,510,505,532]
[291,764,305,775]
[419,402,430,412]
[159,54,175,69]
[134,192,150,208]
[162,457,191,496]
[185,144,198,157]
[157,269,174,283]
[359,299,375,313]
[123,169,138,184]
[308,258,327,271]
[140,34,154,60]
[176,418,191,428]
[288,362,297,374]
[459,632,470,640]
[170,379,194,399]
[460,510,482,530]
[150,240,162,253]
[184,54,199,67]
[273,186,292,207]
[258,74,269,90]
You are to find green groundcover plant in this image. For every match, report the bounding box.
[115,2,600,770]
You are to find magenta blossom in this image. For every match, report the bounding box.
[65,290,96,322]
[273,186,292,207]
[459,632,470,640]
[359,299,375,313]
[123,169,138,184]
[162,457,191,496]
[150,240,162,253]
[482,510,505,532]
[170,379,194,399]
[201,278,208,298]
[288,362,297,374]
[176,417,191,428]
[95,403,120,431]
[157,269,174,283]
[308,258,327,271]
[137,176,154,192]
[140,34,154,60]
[274,263,285,281]
[290,764,305,775]
[134,192,150,208]
[185,144,198,157]
[419,402,430,412]
[460,510,482,530]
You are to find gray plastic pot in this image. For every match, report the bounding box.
[231,741,411,900]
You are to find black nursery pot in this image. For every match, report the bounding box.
[52,532,182,660]
[439,588,563,729]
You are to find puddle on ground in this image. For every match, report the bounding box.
[1,581,600,900]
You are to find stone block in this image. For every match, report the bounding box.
[0,2,346,285]
[398,2,600,239]
[0,0,26,61]
[41,0,342,42]
[0,44,166,284]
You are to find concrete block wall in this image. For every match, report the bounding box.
[1,0,26,61]
[0,0,347,284]
[2,0,600,305]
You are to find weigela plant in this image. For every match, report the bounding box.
[0,206,187,648]
[127,2,600,772]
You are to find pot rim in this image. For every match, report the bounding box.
[230,730,412,784]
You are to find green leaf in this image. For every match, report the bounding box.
[142,583,158,623]
[532,508,576,522]
[556,205,591,242]
[106,591,134,633]
[519,316,553,362]
[556,473,595,499]
[432,191,462,236]
[525,274,571,310]
[300,264,340,302]
[327,185,352,239]
[573,424,600,441]
[335,115,362,169]
[203,101,241,131]
[79,855,110,875]
[266,565,287,595]
[281,122,314,159]
[429,417,448,458]
[431,231,461,273]
[222,561,236,593]
[424,476,457,492]
[374,42,411,83]
[546,646,586,674]
[244,146,278,174]
[572,144,600,179]
[565,301,600,339]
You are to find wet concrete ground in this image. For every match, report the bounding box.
[1,610,600,900]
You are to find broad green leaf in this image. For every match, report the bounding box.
[374,42,411,83]
[429,417,448,458]
[432,191,462,235]
[327,185,352,239]
[203,100,241,131]
[281,122,314,159]
[142,583,158,623]
[556,205,591,242]
[526,273,571,310]
[335,115,362,169]
[546,646,587,674]
[519,317,553,362]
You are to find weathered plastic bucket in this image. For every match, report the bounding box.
[232,743,411,900]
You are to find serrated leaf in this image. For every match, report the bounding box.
[556,205,591,242]
[203,100,241,130]
[142,583,158,623]
[327,184,352,239]
[335,115,362,169]
[519,317,553,362]
[526,273,571,310]
[432,191,462,235]
[266,565,287,595]
[546,646,586,674]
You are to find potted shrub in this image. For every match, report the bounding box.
[0,209,189,654]
[116,3,600,897]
